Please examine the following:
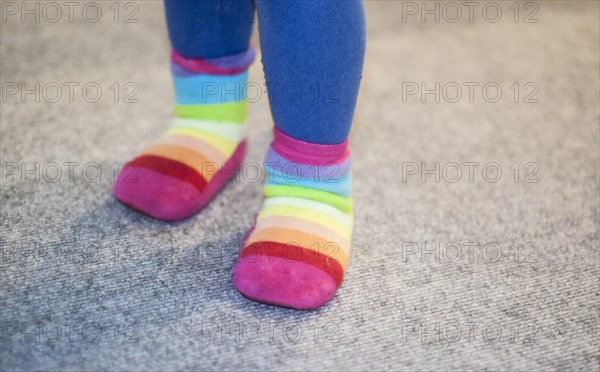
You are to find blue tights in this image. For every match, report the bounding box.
[163,0,366,144]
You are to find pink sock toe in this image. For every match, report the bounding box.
[113,167,203,221]
[233,255,338,310]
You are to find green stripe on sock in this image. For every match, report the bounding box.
[175,101,247,123]
[263,185,353,213]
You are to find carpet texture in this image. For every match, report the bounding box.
[1,1,598,370]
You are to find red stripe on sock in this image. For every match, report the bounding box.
[126,155,208,192]
[240,241,344,287]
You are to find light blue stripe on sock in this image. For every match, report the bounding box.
[173,71,248,105]
[264,165,352,197]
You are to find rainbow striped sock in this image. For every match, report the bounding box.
[113,48,255,221]
[233,128,353,310]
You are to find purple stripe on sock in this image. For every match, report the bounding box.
[207,47,256,69]
[271,128,349,165]
[171,62,200,77]
[171,47,256,76]
[265,147,351,180]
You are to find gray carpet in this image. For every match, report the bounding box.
[1,1,599,370]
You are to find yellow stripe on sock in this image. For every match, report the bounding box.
[166,127,236,157]
[172,118,246,143]
[263,196,353,227]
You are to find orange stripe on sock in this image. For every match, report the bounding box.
[244,227,349,268]
[254,215,351,256]
[158,134,227,165]
[140,143,220,182]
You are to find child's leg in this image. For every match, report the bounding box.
[233,0,366,309]
[164,0,253,59]
[113,0,255,221]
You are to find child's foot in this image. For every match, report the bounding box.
[233,128,353,309]
[113,48,255,221]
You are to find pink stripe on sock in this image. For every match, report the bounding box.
[271,127,349,165]
[171,47,256,76]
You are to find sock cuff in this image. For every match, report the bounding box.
[271,127,350,165]
[264,147,351,180]
[171,46,256,76]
